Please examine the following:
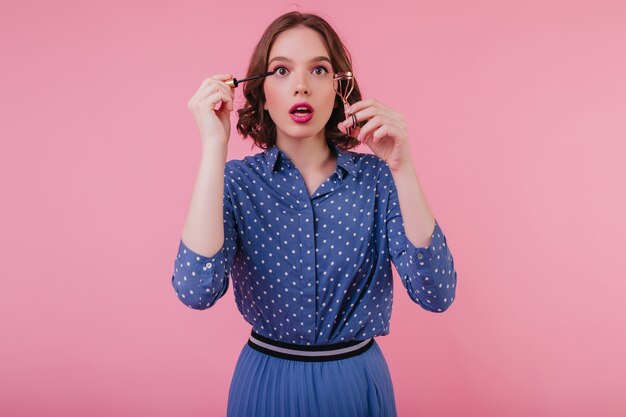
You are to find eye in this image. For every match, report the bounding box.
[274,66,288,76]
[270,65,330,77]
[314,66,329,75]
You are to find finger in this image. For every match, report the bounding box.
[354,115,382,140]
[202,79,234,100]
[203,74,233,84]
[345,98,375,115]
[337,121,361,139]
[193,82,235,111]
[196,75,229,98]
[189,83,213,109]
[196,89,233,112]
[356,116,385,141]
[337,121,350,135]
[372,125,389,144]
[338,110,363,132]
[211,89,234,111]
[351,126,362,139]
[341,106,398,130]
[189,89,220,111]
[193,90,221,111]
[341,107,375,129]
[195,75,235,100]
[346,99,401,122]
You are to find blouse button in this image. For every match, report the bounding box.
[205,262,212,269]
[416,253,424,259]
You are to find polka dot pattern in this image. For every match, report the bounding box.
[172,142,457,345]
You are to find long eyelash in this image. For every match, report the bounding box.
[271,65,329,75]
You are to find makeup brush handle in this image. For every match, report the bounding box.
[225,78,238,88]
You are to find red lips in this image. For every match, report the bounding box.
[289,102,314,113]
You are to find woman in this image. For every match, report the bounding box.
[172,11,457,417]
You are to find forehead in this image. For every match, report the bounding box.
[268,26,329,60]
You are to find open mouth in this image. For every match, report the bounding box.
[289,103,314,123]
[290,111,313,123]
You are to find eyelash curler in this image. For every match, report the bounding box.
[333,71,357,137]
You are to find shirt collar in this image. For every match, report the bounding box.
[265,141,357,179]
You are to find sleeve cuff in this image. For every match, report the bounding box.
[405,220,446,286]
[176,238,226,276]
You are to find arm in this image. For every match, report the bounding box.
[385,162,457,312]
[171,143,238,310]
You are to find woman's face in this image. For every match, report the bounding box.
[263,26,337,143]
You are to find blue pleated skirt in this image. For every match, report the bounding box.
[226,337,398,417]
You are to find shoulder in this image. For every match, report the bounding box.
[350,151,396,199]
[224,149,267,175]
[223,149,270,193]
[347,149,392,178]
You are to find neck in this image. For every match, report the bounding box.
[275,135,335,172]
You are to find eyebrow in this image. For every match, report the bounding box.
[268,56,332,66]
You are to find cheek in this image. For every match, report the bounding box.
[328,87,337,101]
[263,84,282,109]
[263,89,273,107]
[325,89,337,111]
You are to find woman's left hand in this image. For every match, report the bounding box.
[337,98,412,171]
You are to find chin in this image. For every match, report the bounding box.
[280,122,325,136]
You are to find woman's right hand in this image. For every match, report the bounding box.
[187,74,235,148]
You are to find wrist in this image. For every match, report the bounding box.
[202,140,228,156]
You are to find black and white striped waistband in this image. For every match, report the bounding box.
[247,330,374,362]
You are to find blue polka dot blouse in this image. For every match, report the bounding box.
[172,141,457,345]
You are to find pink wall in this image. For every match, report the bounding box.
[1,1,625,416]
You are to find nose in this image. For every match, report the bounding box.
[294,85,309,95]
[293,72,310,96]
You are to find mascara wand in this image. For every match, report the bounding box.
[226,71,276,88]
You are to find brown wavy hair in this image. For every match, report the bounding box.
[236,11,362,151]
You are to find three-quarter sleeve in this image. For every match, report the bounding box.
[385,171,457,313]
[171,178,239,310]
